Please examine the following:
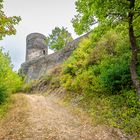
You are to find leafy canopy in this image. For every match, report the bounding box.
[72,0,140,35]
[46,27,73,51]
[0,0,21,40]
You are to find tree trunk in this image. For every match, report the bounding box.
[129,0,140,100]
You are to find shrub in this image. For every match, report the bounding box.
[61,28,131,94]
[60,27,140,137]
[0,48,22,104]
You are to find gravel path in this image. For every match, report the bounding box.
[0,94,127,140]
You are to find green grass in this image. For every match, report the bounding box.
[0,97,12,119]
[62,90,140,139]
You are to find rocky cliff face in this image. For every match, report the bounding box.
[21,33,89,82]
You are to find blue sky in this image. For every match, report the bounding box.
[0,0,77,71]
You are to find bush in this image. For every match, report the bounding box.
[78,90,140,136]
[60,26,140,137]
[0,48,22,104]
[61,28,131,94]
[0,86,7,103]
[99,57,131,92]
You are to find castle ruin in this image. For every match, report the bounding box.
[21,32,89,82]
[26,33,48,61]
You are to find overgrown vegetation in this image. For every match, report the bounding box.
[60,25,140,138]
[0,0,21,110]
[0,48,22,104]
[72,0,140,101]
[0,98,12,118]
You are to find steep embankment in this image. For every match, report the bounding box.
[0,93,128,140]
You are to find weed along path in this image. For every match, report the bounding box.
[0,94,128,140]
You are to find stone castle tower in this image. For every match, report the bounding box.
[26,33,48,62]
[21,32,88,82]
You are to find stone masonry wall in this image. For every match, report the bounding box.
[21,33,89,82]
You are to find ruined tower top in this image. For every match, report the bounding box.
[26,33,48,62]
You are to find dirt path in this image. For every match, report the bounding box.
[0,94,128,140]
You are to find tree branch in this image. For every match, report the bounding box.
[133,13,140,20]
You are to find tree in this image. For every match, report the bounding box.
[72,0,140,100]
[0,1,22,103]
[46,27,73,51]
[0,0,21,40]
[0,48,22,104]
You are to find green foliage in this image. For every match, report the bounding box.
[0,97,12,118]
[60,26,140,137]
[0,1,21,40]
[0,48,22,104]
[46,27,73,51]
[78,90,140,137]
[100,58,131,92]
[72,0,140,103]
[61,28,131,94]
[62,88,140,138]
[72,0,140,35]
[0,0,21,105]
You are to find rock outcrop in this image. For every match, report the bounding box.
[21,32,89,82]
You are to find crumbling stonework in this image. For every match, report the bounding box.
[26,33,48,61]
[21,32,89,82]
